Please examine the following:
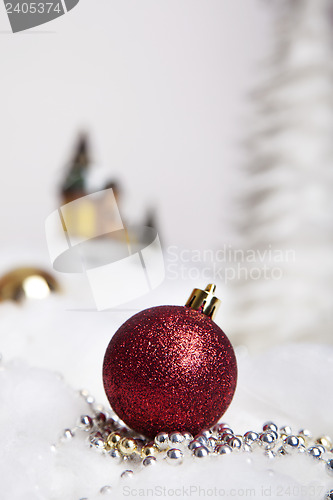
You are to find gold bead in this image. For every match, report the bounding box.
[105,432,122,451]
[297,435,306,447]
[141,443,158,459]
[316,436,332,450]
[118,437,137,456]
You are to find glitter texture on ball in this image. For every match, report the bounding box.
[103,303,237,438]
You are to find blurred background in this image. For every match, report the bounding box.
[0,0,271,251]
[0,0,332,362]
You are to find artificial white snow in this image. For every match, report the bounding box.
[1,342,332,500]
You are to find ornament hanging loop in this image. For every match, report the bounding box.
[185,284,221,320]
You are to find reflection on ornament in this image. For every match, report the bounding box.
[0,267,60,303]
[103,284,237,437]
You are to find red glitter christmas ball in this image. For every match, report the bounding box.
[103,290,237,438]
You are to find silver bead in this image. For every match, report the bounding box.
[284,435,300,452]
[62,428,74,440]
[324,490,333,500]
[244,431,259,444]
[92,437,105,451]
[93,403,105,413]
[100,485,112,495]
[121,470,134,479]
[166,448,183,465]
[200,429,213,439]
[94,412,107,426]
[207,437,217,449]
[103,427,116,438]
[316,444,326,454]
[77,415,93,431]
[277,446,287,456]
[229,437,242,450]
[193,446,210,458]
[89,431,102,444]
[181,431,193,442]
[298,428,312,439]
[326,459,333,476]
[212,424,222,434]
[108,448,122,463]
[220,431,234,443]
[79,389,89,398]
[169,432,184,445]
[260,432,276,450]
[280,425,292,436]
[79,389,95,405]
[270,431,279,441]
[308,446,322,458]
[143,456,157,467]
[218,427,233,437]
[264,450,276,459]
[105,417,120,431]
[263,422,278,432]
[154,432,169,450]
[195,434,208,446]
[215,423,230,432]
[188,440,202,451]
[216,444,232,455]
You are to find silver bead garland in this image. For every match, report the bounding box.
[51,388,333,500]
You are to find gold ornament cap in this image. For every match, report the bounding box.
[185,284,221,320]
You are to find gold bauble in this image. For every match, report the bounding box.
[0,267,60,303]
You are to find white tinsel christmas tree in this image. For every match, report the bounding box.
[230,0,333,350]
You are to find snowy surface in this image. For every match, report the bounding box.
[1,276,333,500]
